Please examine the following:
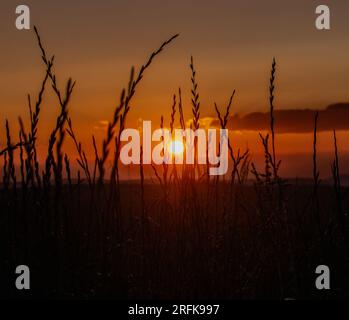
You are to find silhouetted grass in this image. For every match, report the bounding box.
[0,27,348,300]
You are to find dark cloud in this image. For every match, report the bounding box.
[212,103,349,133]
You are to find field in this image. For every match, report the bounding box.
[1,27,349,299]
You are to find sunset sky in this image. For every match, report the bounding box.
[1,0,349,178]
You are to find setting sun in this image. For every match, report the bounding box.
[168,140,184,155]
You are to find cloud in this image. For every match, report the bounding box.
[211,103,349,133]
[186,117,216,129]
[93,120,109,131]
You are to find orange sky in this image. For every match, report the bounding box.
[1,0,349,178]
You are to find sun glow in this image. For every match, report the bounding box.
[168,140,184,156]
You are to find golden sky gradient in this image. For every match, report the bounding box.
[1,0,349,177]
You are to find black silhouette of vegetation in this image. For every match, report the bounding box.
[0,28,348,299]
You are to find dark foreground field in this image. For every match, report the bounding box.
[1,181,349,299]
